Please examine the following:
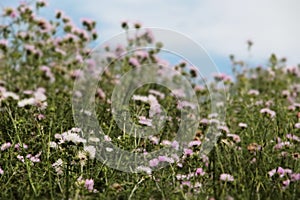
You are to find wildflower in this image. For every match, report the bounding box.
[184,148,193,156]
[104,135,111,142]
[132,95,148,102]
[49,141,57,149]
[171,89,186,98]
[149,158,159,167]
[138,116,152,127]
[248,89,259,96]
[200,118,209,125]
[282,179,290,189]
[260,108,276,118]
[52,159,64,175]
[282,90,290,97]
[84,145,96,159]
[149,89,165,99]
[17,155,25,163]
[218,125,230,134]
[177,101,196,109]
[181,181,191,187]
[136,166,152,175]
[105,147,113,152]
[134,50,148,59]
[220,173,234,182]
[0,167,3,175]
[208,113,218,118]
[148,135,159,145]
[213,73,232,82]
[96,88,106,99]
[158,156,174,163]
[295,123,300,129]
[286,134,300,142]
[77,151,87,166]
[274,141,291,150]
[148,95,162,117]
[171,141,179,150]
[227,133,241,143]
[268,167,292,178]
[89,137,100,143]
[40,66,55,82]
[1,142,11,151]
[61,131,86,144]
[188,140,201,147]
[0,39,8,48]
[85,179,94,192]
[290,173,300,181]
[196,168,205,176]
[238,123,248,128]
[15,143,28,151]
[128,57,140,67]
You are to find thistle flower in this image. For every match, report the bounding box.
[85,179,94,192]
[1,142,11,151]
[220,173,234,182]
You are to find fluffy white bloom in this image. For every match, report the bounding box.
[220,173,234,182]
[61,132,86,144]
[84,145,96,159]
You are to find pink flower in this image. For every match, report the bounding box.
[181,181,191,187]
[268,167,292,178]
[196,168,205,176]
[260,108,276,118]
[277,167,285,177]
[220,173,234,182]
[104,135,111,142]
[227,133,241,143]
[0,166,3,175]
[188,140,201,147]
[148,136,159,145]
[184,148,193,156]
[85,179,94,192]
[282,179,290,188]
[158,156,174,163]
[14,143,28,151]
[295,123,300,129]
[134,50,148,59]
[171,141,179,150]
[138,116,152,127]
[149,158,159,167]
[213,73,232,82]
[17,155,25,163]
[268,169,276,177]
[177,101,196,109]
[0,39,8,47]
[290,173,300,181]
[1,142,11,151]
[248,89,259,96]
[129,57,140,67]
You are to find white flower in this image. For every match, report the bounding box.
[136,166,152,175]
[84,145,96,159]
[61,132,86,144]
[52,158,64,174]
[17,98,35,107]
[238,123,248,128]
[49,141,57,149]
[220,173,234,182]
[248,89,259,96]
[138,116,152,127]
[260,108,276,118]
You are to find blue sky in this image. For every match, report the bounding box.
[1,0,300,75]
